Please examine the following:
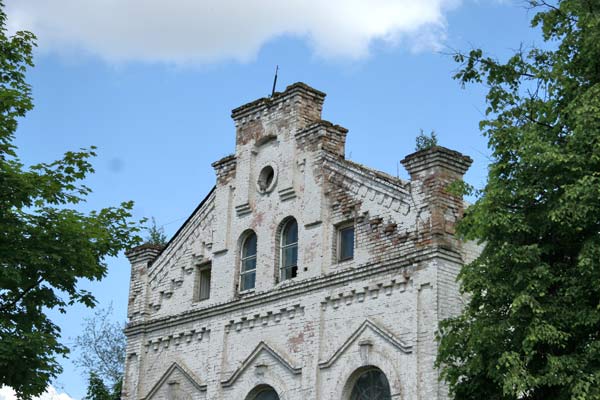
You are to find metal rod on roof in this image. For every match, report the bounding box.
[271,65,279,97]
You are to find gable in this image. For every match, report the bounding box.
[319,318,412,369]
[221,341,301,388]
[146,187,216,314]
[143,362,206,400]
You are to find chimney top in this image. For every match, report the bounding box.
[230,82,326,121]
[401,146,473,180]
[125,244,164,266]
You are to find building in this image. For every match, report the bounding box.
[122,83,478,400]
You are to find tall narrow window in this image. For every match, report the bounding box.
[195,263,211,301]
[338,224,354,262]
[280,219,298,281]
[240,232,257,291]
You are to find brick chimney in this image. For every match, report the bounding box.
[230,82,326,149]
[125,244,163,324]
[401,146,473,250]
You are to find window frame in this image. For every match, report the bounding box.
[337,223,355,262]
[194,262,212,302]
[279,218,298,282]
[239,231,257,292]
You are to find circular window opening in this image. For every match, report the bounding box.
[257,165,276,193]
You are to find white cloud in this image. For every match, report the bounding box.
[6,0,461,64]
[0,386,75,400]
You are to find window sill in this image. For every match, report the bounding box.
[277,276,300,287]
[333,257,355,269]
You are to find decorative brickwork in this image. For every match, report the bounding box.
[122,83,478,400]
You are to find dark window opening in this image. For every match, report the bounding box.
[258,166,275,192]
[280,219,298,281]
[338,225,354,261]
[240,232,257,291]
[350,368,392,400]
[196,264,211,301]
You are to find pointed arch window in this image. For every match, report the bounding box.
[240,232,257,291]
[280,218,298,281]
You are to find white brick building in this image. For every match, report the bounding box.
[123,83,477,400]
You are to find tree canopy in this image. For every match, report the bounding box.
[0,2,141,398]
[83,372,120,400]
[437,1,600,399]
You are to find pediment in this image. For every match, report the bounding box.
[143,361,206,400]
[319,319,412,369]
[221,341,301,387]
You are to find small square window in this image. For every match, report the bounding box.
[338,225,354,262]
[195,264,211,301]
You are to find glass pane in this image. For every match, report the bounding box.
[199,269,211,300]
[242,256,256,272]
[281,265,298,281]
[240,271,255,291]
[340,226,354,260]
[243,233,257,258]
[254,388,279,400]
[282,245,298,269]
[282,220,298,245]
[350,369,392,400]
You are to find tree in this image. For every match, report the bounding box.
[0,2,142,398]
[144,217,167,246]
[74,305,126,392]
[83,372,113,400]
[436,1,600,399]
[415,129,438,151]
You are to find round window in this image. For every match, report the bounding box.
[257,165,276,193]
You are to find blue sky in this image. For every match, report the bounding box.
[4,0,543,398]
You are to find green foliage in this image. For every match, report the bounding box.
[83,372,122,400]
[144,217,167,246]
[0,2,142,398]
[111,378,123,400]
[415,129,438,151]
[437,1,600,399]
[74,305,126,389]
[84,372,112,400]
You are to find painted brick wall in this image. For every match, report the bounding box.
[122,83,477,400]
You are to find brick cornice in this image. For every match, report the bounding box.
[124,246,463,336]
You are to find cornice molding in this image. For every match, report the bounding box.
[125,247,463,336]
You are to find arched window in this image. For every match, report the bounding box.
[349,368,391,400]
[240,232,257,291]
[246,385,280,400]
[252,387,279,400]
[279,218,298,281]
